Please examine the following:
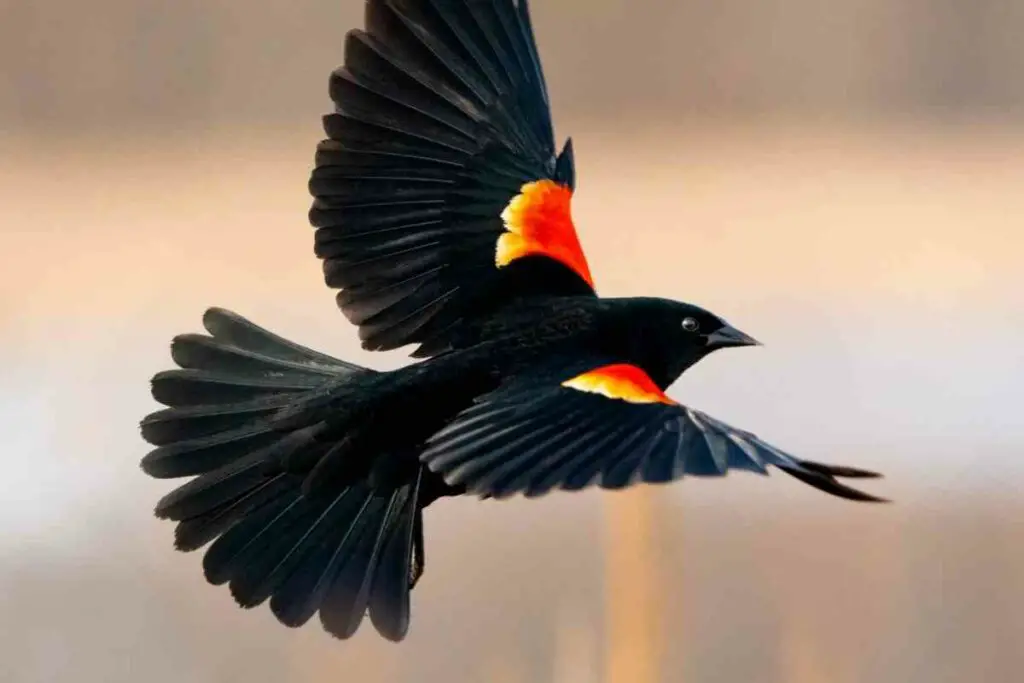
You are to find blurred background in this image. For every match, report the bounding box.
[2,1,1023,682]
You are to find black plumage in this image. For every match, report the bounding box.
[141,0,885,644]
[311,0,590,355]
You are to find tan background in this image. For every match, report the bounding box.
[2,2,1023,682]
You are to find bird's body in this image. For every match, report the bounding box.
[141,0,884,644]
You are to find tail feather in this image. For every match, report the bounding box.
[199,307,361,370]
[141,423,282,479]
[368,468,422,641]
[318,491,401,639]
[151,368,314,407]
[201,484,306,587]
[141,395,295,446]
[226,488,369,610]
[173,474,293,552]
[269,487,379,628]
[154,452,271,521]
[142,308,366,479]
[170,333,345,380]
[225,495,333,608]
[142,308,428,641]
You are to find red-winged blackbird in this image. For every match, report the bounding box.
[141,0,885,643]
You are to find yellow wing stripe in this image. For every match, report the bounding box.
[562,364,676,405]
[496,180,594,288]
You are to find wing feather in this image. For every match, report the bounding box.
[421,360,887,502]
[311,0,594,355]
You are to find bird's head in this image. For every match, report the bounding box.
[610,297,760,387]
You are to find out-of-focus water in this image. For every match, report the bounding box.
[2,124,1023,682]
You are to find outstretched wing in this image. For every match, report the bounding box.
[420,360,887,501]
[310,0,594,355]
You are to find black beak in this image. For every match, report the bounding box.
[706,324,761,349]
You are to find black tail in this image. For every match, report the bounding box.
[141,308,425,641]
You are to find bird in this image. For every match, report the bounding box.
[140,0,885,644]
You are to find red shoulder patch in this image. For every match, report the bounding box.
[561,364,676,405]
[496,180,594,288]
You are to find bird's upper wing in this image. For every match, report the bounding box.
[420,358,886,501]
[310,0,594,356]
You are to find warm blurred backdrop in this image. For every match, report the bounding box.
[2,2,1023,682]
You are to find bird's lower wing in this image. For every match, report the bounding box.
[420,359,886,502]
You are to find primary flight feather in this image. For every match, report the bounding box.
[141,0,885,644]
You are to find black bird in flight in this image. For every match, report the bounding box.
[141,0,885,643]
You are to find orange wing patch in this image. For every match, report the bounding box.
[561,364,676,405]
[496,180,594,288]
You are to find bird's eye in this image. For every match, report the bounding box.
[681,317,700,332]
